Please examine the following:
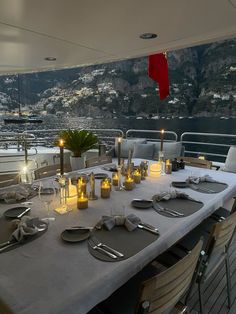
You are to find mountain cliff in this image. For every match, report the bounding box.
[0,38,236,118]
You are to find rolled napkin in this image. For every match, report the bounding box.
[152,190,189,202]
[186,174,217,185]
[96,214,141,232]
[0,184,37,203]
[10,216,48,243]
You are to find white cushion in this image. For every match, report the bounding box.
[150,141,183,160]
[222,146,236,173]
[133,143,155,159]
[115,138,146,158]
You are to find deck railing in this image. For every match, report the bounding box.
[180,132,236,162]
[1,129,236,163]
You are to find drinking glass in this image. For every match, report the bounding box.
[38,180,57,216]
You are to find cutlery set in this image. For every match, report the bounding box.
[132,198,184,217]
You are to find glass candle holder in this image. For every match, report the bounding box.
[101,179,111,198]
[77,192,88,209]
[143,160,149,177]
[150,162,161,177]
[165,159,172,174]
[133,168,141,184]
[112,172,119,186]
[77,177,87,194]
[124,175,134,190]
[140,162,146,180]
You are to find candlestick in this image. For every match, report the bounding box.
[101,179,111,198]
[59,139,64,176]
[160,129,164,152]
[115,166,123,191]
[89,172,98,200]
[77,192,88,209]
[140,162,146,180]
[117,137,122,166]
[77,177,87,194]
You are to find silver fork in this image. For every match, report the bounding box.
[88,238,118,259]
[91,236,124,258]
[154,203,184,217]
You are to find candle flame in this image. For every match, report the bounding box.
[118,137,122,143]
[161,129,164,134]
[59,139,64,147]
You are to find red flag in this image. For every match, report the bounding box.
[148,53,169,100]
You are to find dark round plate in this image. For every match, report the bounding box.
[94,173,108,179]
[4,206,31,219]
[61,228,91,243]
[171,181,188,188]
[131,200,153,209]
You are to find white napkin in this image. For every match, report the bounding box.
[187,174,217,185]
[10,216,48,242]
[152,190,189,202]
[96,214,141,232]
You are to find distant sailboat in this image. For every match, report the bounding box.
[4,75,43,124]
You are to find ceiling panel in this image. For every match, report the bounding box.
[0,0,235,73]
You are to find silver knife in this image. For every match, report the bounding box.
[17,207,31,218]
[139,222,159,232]
[137,224,159,235]
[97,243,124,258]
[154,203,184,216]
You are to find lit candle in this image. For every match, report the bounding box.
[77,192,88,209]
[160,129,164,152]
[112,172,119,186]
[124,175,134,190]
[150,162,161,177]
[165,159,172,174]
[101,179,111,198]
[59,139,64,175]
[117,137,122,166]
[133,169,141,184]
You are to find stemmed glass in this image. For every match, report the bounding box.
[38,180,57,217]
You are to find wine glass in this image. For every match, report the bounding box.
[38,180,56,217]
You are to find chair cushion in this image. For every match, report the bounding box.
[222,146,236,173]
[133,143,155,159]
[114,138,146,158]
[150,141,182,160]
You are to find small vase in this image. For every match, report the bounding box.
[70,156,86,170]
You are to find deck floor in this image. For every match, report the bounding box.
[189,233,236,313]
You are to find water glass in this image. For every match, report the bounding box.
[38,180,57,216]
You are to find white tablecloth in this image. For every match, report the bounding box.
[0,160,236,314]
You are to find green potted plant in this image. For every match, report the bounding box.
[59,129,98,170]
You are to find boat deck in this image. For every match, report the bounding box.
[189,233,236,313]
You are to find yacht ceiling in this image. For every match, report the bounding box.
[0,0,235,74]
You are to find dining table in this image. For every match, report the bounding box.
[0,159,236,314]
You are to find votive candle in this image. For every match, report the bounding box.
[112,172,119,186]
[165,159,172,174]
[133,169,141,184]
[124,175,134,190]
[77,192,88,209]
[101,179,111,198]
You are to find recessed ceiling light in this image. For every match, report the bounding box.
[44,57,57,61]
[139,33,157,39]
